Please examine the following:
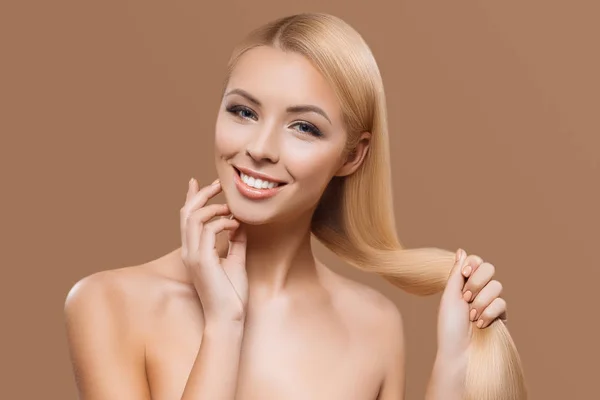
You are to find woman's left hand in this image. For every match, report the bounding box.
[435,248,508,360]
[459,250,507,329]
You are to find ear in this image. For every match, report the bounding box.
[334,132,371,177]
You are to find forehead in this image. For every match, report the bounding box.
[227,46,341,114]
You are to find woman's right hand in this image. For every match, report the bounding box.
[180,178,248,325]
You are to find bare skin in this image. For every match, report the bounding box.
[65,44,507,400]
[65,237,404,400]
[65,45,404,400]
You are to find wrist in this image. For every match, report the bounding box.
[200,304,246,327]
[203,318,246,336]
[426,353,468,400]
[433,351,468,374]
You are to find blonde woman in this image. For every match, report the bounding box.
[65,12,525,400]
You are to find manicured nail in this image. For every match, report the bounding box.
[470,308,477,321]
[455,249,462,263]
[462,265,472,277]
[212,179,220,185]
[477,319,484,328]
[463,290,472,302]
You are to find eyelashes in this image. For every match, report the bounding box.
[226,105,256,121]
[225,104,324,138]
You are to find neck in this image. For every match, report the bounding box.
[243,215,318,301]
[168,211,324,303]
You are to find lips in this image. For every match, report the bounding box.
[233,166,286,200]
[235,169,283,190]
[233,165,288,185]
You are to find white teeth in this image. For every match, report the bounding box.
[240,172,279,189]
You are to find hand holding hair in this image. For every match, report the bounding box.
[436,248,508,360]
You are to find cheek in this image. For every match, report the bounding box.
[282,144,340,185]
[214,118,246,156]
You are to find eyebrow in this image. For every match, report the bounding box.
[224,88,332,125]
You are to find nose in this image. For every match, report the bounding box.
[245,122,280,163]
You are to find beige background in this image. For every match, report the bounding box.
[2,1,598,399]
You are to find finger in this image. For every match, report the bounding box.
[476,297,507,329]
[463,262,495,299]
[187,177,219,197]
[179,178,196,249]
[181,178,197,253]
[186,177,216,201]
[186,178,195,202]
[181,178,221,254]
[193,203,230,224]
[199,217,240,259]
[186,204,231,253]
[445,248,468,296]
[468,279,503,321]
[184,179,222,214]
[227,222,247,264]
[461,254,484,278]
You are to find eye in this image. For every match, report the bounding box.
[290,121,323,138]
[226,105,257,121]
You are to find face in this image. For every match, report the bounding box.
[214,45,368,225]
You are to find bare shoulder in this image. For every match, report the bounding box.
[65,265,153,310]
[64,259,187,327]
[64,266,152,339]
[325,269,405,340]
[64,250,197,339]
[63,263,180,398]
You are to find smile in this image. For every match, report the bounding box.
[233,166,287,200]
[239,170,281,189]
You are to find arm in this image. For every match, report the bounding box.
[424,353,467,400]
[180,320,245,399]
[64,273,151,400]
[177,178,249,398]
[374,298,467,400]
[376,301,406,400]
[65,271,246,400]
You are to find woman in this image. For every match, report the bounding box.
[65,12,525,400]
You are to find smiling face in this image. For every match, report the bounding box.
[214,45,358,225]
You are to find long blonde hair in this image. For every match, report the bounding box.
[223,12,527,400]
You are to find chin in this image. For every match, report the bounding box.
[224,191,304,227]
[219,188,275,225]
[228,206,274,225]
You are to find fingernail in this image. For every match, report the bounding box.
[477,319,484,328]
[463,290,472,302]
[470,308,477,321]
[212,179,220,185]
[462,265,472,277]
[189,177,194,186]
[455,249,461,263]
